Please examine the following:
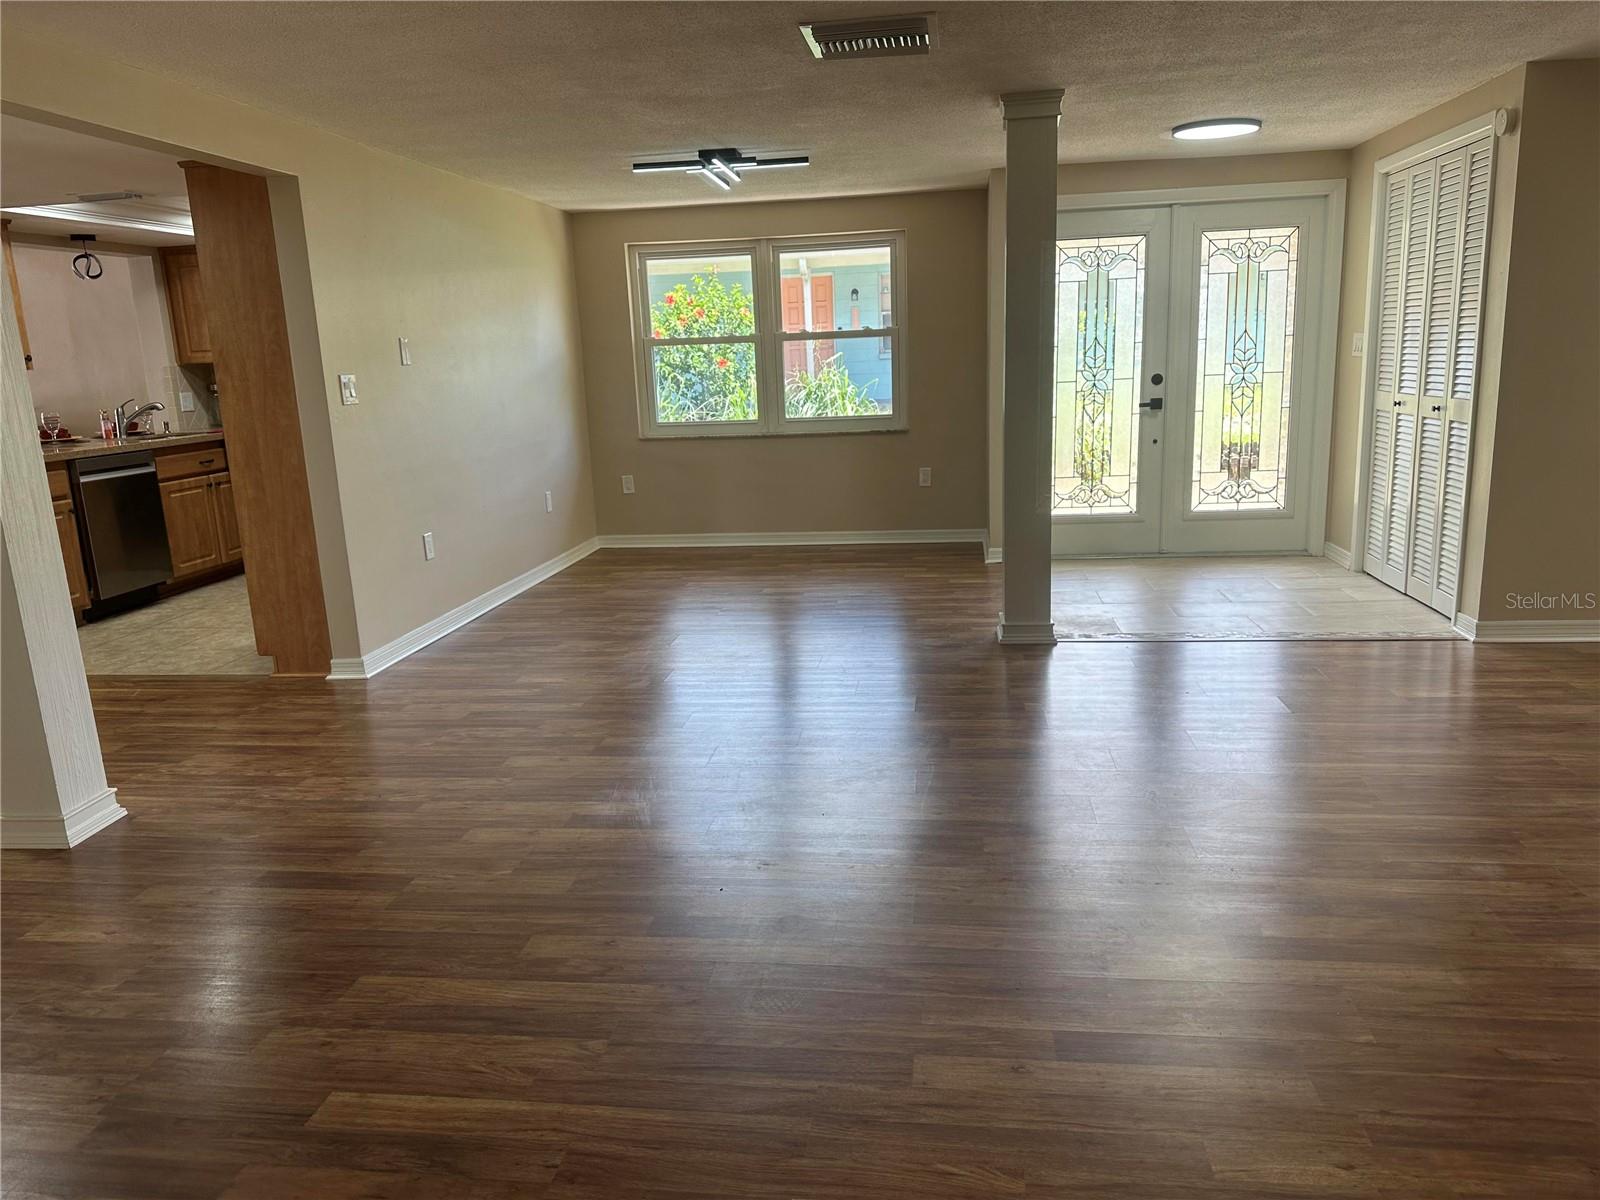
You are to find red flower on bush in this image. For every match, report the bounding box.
[652,327,665,338]
[677,315,688,327]
[715,356,731,369]
[694,307,706,318]
[663,293,676,306]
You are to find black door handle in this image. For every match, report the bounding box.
[1139,397,1164,411]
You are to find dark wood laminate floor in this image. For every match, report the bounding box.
[4,547,1597,1199]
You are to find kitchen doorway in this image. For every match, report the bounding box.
[4,113,334,678]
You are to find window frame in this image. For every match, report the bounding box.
[630,231,907,439]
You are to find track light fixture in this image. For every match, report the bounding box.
[632,147,811,190]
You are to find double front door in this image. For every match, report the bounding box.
[1050,196,1332,556]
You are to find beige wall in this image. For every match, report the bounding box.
[1327,67,1527,615]
[985,150,1351,552]
[570,190,988,536]
[11,238,178,435]
[1475,60,1599,623]
[2,28,596,658]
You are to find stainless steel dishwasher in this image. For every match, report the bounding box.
[71,450,173,606]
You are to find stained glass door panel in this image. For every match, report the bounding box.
[1189,226,1299,512]
[1053,235,1146,516]
[1050,207,1169,557]
[1161,196,1326,555]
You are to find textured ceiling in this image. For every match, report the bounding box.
[4,2,1597,211]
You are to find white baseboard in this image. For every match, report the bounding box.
[328,537,601,680]
[595,529,986,550]
[1,787,125,850]
[984,545,1003,565]
[1453,615,1600,643]
[1322,542,1353,570]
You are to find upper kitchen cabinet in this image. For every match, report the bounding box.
[160,246,213,364]
[2,220,34,369]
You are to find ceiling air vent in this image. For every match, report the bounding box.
[799,13,937,60]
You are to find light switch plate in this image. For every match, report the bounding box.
[338,373,359,405]
[544,490,554,513]
[1352,332,1365,357]
[178,391,196,413]
[918,467,932,487]
[399,336,412,366]
[422,531,435,561]
[621,474,635,495]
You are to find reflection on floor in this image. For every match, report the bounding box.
[1053,554,1457,640]
[77,574,273,675]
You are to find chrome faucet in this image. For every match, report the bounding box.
[115,398,166,437]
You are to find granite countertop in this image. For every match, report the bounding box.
[40,429,225,464]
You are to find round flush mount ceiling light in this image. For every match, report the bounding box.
[1171,118,1263,141]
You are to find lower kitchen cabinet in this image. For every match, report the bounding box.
[159,472,232,579]
[158,467,240,579]
[53,497,90,611]
[212,471,242,563]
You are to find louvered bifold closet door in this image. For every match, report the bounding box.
[1365,161,1434,590]
[1406,148,1465,605]
[1363,135,1492,615]
[1429,137,1493,615]
[1364,171,1408,575]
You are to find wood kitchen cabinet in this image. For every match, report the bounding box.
[212,472,242,564]
[160,247,213,364]
[160,475,223,578]
[158,457,240,580]
[3,219,32,369]
[46,467,87,612]
[53,499,90,611]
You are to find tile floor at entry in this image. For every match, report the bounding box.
[1052,554,1457,640]
[77,574,274,675]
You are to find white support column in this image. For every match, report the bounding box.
[1,269,123,849]
[996,89,1063,644]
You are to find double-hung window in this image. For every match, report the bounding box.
[631,232,906,437]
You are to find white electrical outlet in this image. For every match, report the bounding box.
[422,531,435,561]
[918,467,932,487]
[338,373,359,405]
[178,391,197,413]
[621,474,635,495]
[399,336,412,366]
[544,490,554,513]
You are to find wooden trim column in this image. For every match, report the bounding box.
[181,162,331,676]
[997,90,1064,644]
